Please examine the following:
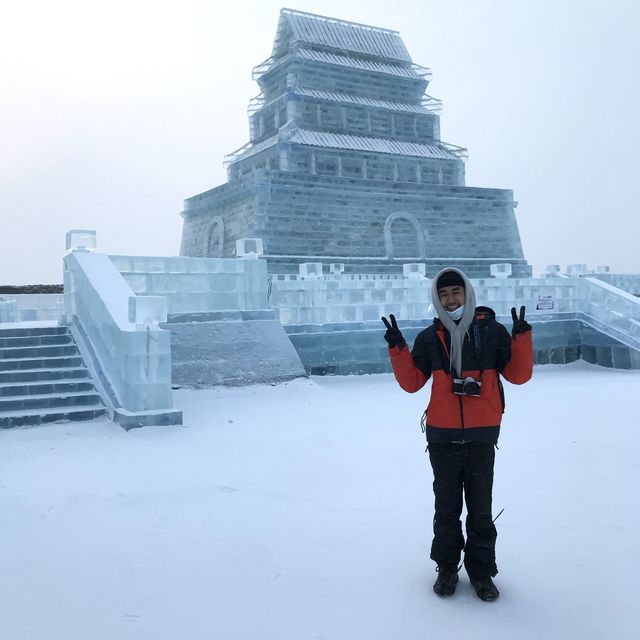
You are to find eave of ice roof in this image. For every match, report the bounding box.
[275,8,412,63]
[296,48,421,79]
[225,129,462,166]
[289,130,461,160]
[293,87,429,114]
[253,48,426,83]
[224,135,279,166]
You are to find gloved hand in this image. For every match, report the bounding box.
[511,306,532,336]
[381,314,406,350]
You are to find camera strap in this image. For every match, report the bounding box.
[473,321,485,376]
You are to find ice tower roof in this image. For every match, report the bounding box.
[273,8,412,63]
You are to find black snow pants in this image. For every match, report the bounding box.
[428,441,498,579]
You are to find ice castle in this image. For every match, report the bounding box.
[1,11,639,430]
[180,8,531,278]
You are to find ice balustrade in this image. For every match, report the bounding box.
[579,278,640,351]
[269,276,435,324]
[0,300,18,323]
[587,273,640,297]
[276,275,640,374]
[269,276,640,346]
[109,255,269,315]
[64,251,176,417]
[0,294,64,322]
[476,278,639,350]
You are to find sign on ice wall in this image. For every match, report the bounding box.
[536,295,555,311]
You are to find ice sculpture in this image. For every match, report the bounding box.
[180,8,530,279]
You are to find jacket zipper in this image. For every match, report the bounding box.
[437,326,466,430]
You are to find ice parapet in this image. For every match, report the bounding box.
[0,300,17,323]
[64,251,178,419]
[490,263,512,278]
[236,238,264,259]
[403,263,426,279]
[110,255,269,315]
[66,229,97,252]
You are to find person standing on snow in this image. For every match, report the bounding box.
[381,267,533,602]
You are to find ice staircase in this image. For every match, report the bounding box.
[0,325,106,428]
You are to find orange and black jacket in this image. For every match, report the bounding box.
[389,306,533,444]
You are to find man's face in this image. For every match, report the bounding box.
[438,285,465,311]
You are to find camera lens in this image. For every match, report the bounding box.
[462,380,480,395]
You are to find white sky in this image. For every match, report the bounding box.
[1,0,639,284]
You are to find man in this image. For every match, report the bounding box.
[381,267,532,602]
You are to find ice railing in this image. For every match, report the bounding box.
[474,277,640,351]
[586,273,640,297]
[579,278,640,351]
[269,276,640,349]
[0,294,64,323]
[64,249,176,415]
[110,255,269,315]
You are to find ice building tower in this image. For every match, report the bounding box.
[180,8,531,278]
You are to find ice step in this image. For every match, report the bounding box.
[0,344,79,360]
[0,390,103,412]
[0,405,107,429]
[0,367,90,384]
[0,355,84,371]
[0,333,73,349]
[0,379,95,397]
[0,326,68,338]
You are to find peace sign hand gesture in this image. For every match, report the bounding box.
[511,306,532,336]
[381,314,406,350]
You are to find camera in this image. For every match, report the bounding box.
[452,376,482,397]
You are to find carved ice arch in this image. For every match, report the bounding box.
[203,216,225,257]
[384,212,428,259]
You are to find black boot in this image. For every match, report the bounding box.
[470,576,499,602]
[433,565,459,596]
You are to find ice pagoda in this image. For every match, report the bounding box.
[180,8,531,278]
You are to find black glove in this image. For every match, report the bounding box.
[382,314,406,350]
[511,306,532,336]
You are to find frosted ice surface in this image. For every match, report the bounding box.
[567,264,587,276]
[235,238,264,258]
[299,263,324,278]
[402,263,426,278]
[66,229,96,252]
[128,296,168,327]
[490,263,512,278]
[65,251,174,413]
[0,300,18,323]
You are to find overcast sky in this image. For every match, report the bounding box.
[1,0,638,284]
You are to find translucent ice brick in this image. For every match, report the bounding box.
[236,238,264,258]
[490,263,512,278]
[66,229,97,252]
[403,263,426,279]
[299,263,324,279]
[128,296,168,327]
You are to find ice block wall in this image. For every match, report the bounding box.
[109,254,306,386]
[110,255,268,316]
[64,251,181,426]
[269,275,640,373]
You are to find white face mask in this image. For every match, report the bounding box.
[446,305,464,321]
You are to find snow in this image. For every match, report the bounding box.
[1,361,638,640]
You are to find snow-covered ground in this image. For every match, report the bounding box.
[1,361,638,640]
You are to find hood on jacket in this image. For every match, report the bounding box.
[431,267,477,377]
